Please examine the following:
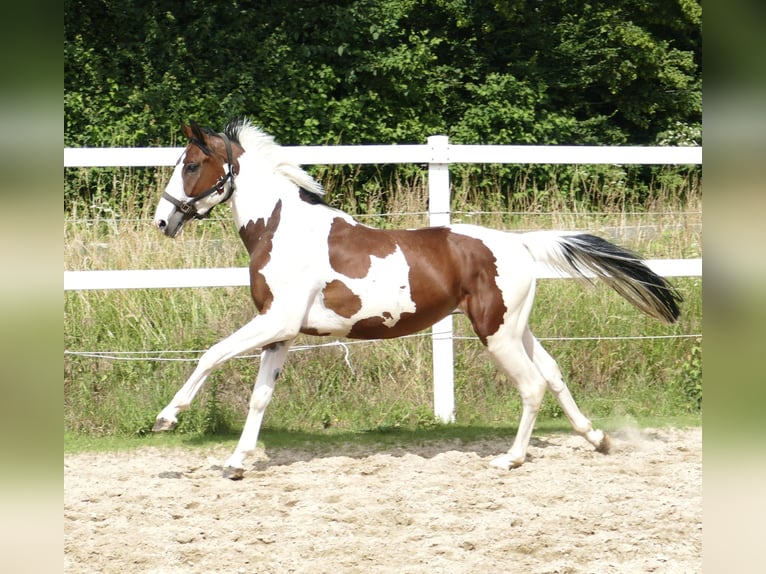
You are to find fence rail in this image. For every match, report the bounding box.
[64,259,701,291]
[64,138,702,422]
[64,143,701,167]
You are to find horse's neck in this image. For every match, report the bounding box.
[230,175,332,255]
[230,166,287,226]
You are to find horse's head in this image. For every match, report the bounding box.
[154,122,240,238]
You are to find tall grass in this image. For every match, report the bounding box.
[64,165,701,438]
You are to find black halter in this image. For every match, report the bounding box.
[162,132,238,220]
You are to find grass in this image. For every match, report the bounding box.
[64,413,702,455]
[64,165,702,442]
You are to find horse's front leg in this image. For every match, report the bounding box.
[222,341,292,480]
[153,314,298,431]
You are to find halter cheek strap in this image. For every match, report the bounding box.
[162,132,238,220]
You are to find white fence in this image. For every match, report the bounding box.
[64,137,702,422]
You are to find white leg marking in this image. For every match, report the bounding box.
[223,341,292,478]
[483,275,546,470]
[524,328,609,454]
[155,313,299,429]
[486,329,548,470]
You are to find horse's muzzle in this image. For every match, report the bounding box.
[155,214,184,238]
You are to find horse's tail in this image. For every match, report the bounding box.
[519,231,682,324]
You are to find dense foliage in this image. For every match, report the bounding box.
[64,0,701,214]
[65,0,700,148]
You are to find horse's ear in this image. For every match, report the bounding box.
[187,120,207,143]
[181,122,194,139]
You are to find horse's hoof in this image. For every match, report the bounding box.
[489,454,523,470]
[223,466,245,481]
[152,418,178,432]
[595,432,611,455]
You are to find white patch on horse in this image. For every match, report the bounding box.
[299,243,417,336]
[341,244,416,327]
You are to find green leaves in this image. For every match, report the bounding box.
[65,0,700,147]
[65,0,701,206]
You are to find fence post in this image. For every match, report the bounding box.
[427,135,455,423]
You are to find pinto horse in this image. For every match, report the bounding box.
[152,118,681,480]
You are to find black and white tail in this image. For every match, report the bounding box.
[521,230,682,323]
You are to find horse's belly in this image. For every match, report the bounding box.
[301,300,454,340]
[301,265,456,339]
[301,279,419,338]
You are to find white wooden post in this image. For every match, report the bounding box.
[427,135,455,423]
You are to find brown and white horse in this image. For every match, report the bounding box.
[152,118,681,480]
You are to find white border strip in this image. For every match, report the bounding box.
[64,259,701,291]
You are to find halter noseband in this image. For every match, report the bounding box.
[162,132,238,220]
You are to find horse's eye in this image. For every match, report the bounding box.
[185,163,199,174]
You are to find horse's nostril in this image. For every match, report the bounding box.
[156,219,167,230]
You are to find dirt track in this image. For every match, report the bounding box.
[64,426,701,573]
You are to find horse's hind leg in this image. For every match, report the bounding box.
[523,328,610,454]
[484,329,550,469]
[463,272,549,469]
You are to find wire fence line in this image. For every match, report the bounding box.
[64,332,702,365]
[65,209,703,225]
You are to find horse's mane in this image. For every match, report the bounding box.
[224,117,325,198]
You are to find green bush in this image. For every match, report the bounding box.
[65,0,701,213]
[674,340,702,412]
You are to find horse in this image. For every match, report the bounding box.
[152,118,682,480]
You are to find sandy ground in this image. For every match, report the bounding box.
[64,427,701,573]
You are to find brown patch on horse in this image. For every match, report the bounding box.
[322,279,363,318]
[327,218,397,278]
[346,314,419,339]
[180,123,242,199]
[299,327,332,336]
[366,228,505,343]
[323,224,506,342]
[448,233,506,344]
[239,200,283,313]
